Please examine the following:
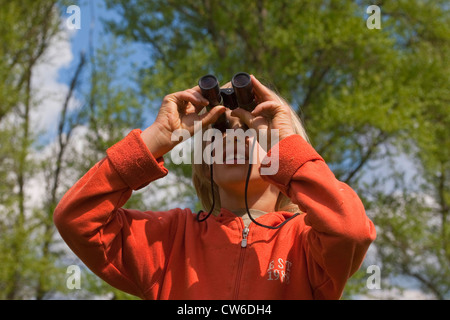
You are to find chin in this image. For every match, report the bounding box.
[213,162,263,189]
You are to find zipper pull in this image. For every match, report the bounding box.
[241,226,250,248]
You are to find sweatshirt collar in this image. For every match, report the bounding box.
[215,207,296,228]
[229,208,266,227]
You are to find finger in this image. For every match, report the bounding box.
[251,101,281,118]
[176,89,209,106]
[230,108,254,128]
[199,105,227,127]
[250,75,278,102]
[189,85,203,95]
[184,102,197,114]
[187,87,209,106]
[169,91,207,115]
[188,86,211,112]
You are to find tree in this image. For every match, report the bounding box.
[104,0,449,298]
[2,0,446,300]
[34,52,87,299]
[0,0,187,299]
[364,0,450,299]
[0,0,63,299]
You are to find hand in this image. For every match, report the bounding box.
[231,75,295,149]
[141,87,226,158]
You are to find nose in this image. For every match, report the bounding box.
[225,110,249,132]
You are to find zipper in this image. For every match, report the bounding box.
[233,225,249,299]
[241,226,250,248]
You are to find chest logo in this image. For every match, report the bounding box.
[266,258,292,284]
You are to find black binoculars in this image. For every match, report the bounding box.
[198,72,257,132]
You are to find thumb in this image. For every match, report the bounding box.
[251,101,280,118]
[230,108,254,128]
[199,105,226,127]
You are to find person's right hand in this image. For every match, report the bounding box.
[141,87,226,158]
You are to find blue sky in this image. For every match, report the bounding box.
[57,0,156,127]
[59,1,150,87]
[58,1,97,84]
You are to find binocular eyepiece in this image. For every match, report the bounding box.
[198,72,257,132]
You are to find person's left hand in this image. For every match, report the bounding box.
[231,75,295,149]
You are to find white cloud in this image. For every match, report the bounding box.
[26,22,78,208]
[30,24,79,141]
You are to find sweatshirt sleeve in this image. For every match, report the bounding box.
[53,129,176,299]
[260,134,376,299]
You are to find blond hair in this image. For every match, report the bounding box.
[192,85,309,216]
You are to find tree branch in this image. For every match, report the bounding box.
[343,131,389,184]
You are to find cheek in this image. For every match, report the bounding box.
[251,140,268,164]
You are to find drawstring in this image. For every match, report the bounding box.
[243,138,300,229]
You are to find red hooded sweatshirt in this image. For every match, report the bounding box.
[53,129,376,300]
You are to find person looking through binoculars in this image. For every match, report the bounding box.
[54,73,376,300]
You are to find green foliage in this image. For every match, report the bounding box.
[0,0,63,299]
[75,36,146,171]
[1,0,448,299]
[0,0,59,120]
[104,0,450,299]
[370,177,450,299]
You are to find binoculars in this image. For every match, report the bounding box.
[198,72,257,132]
